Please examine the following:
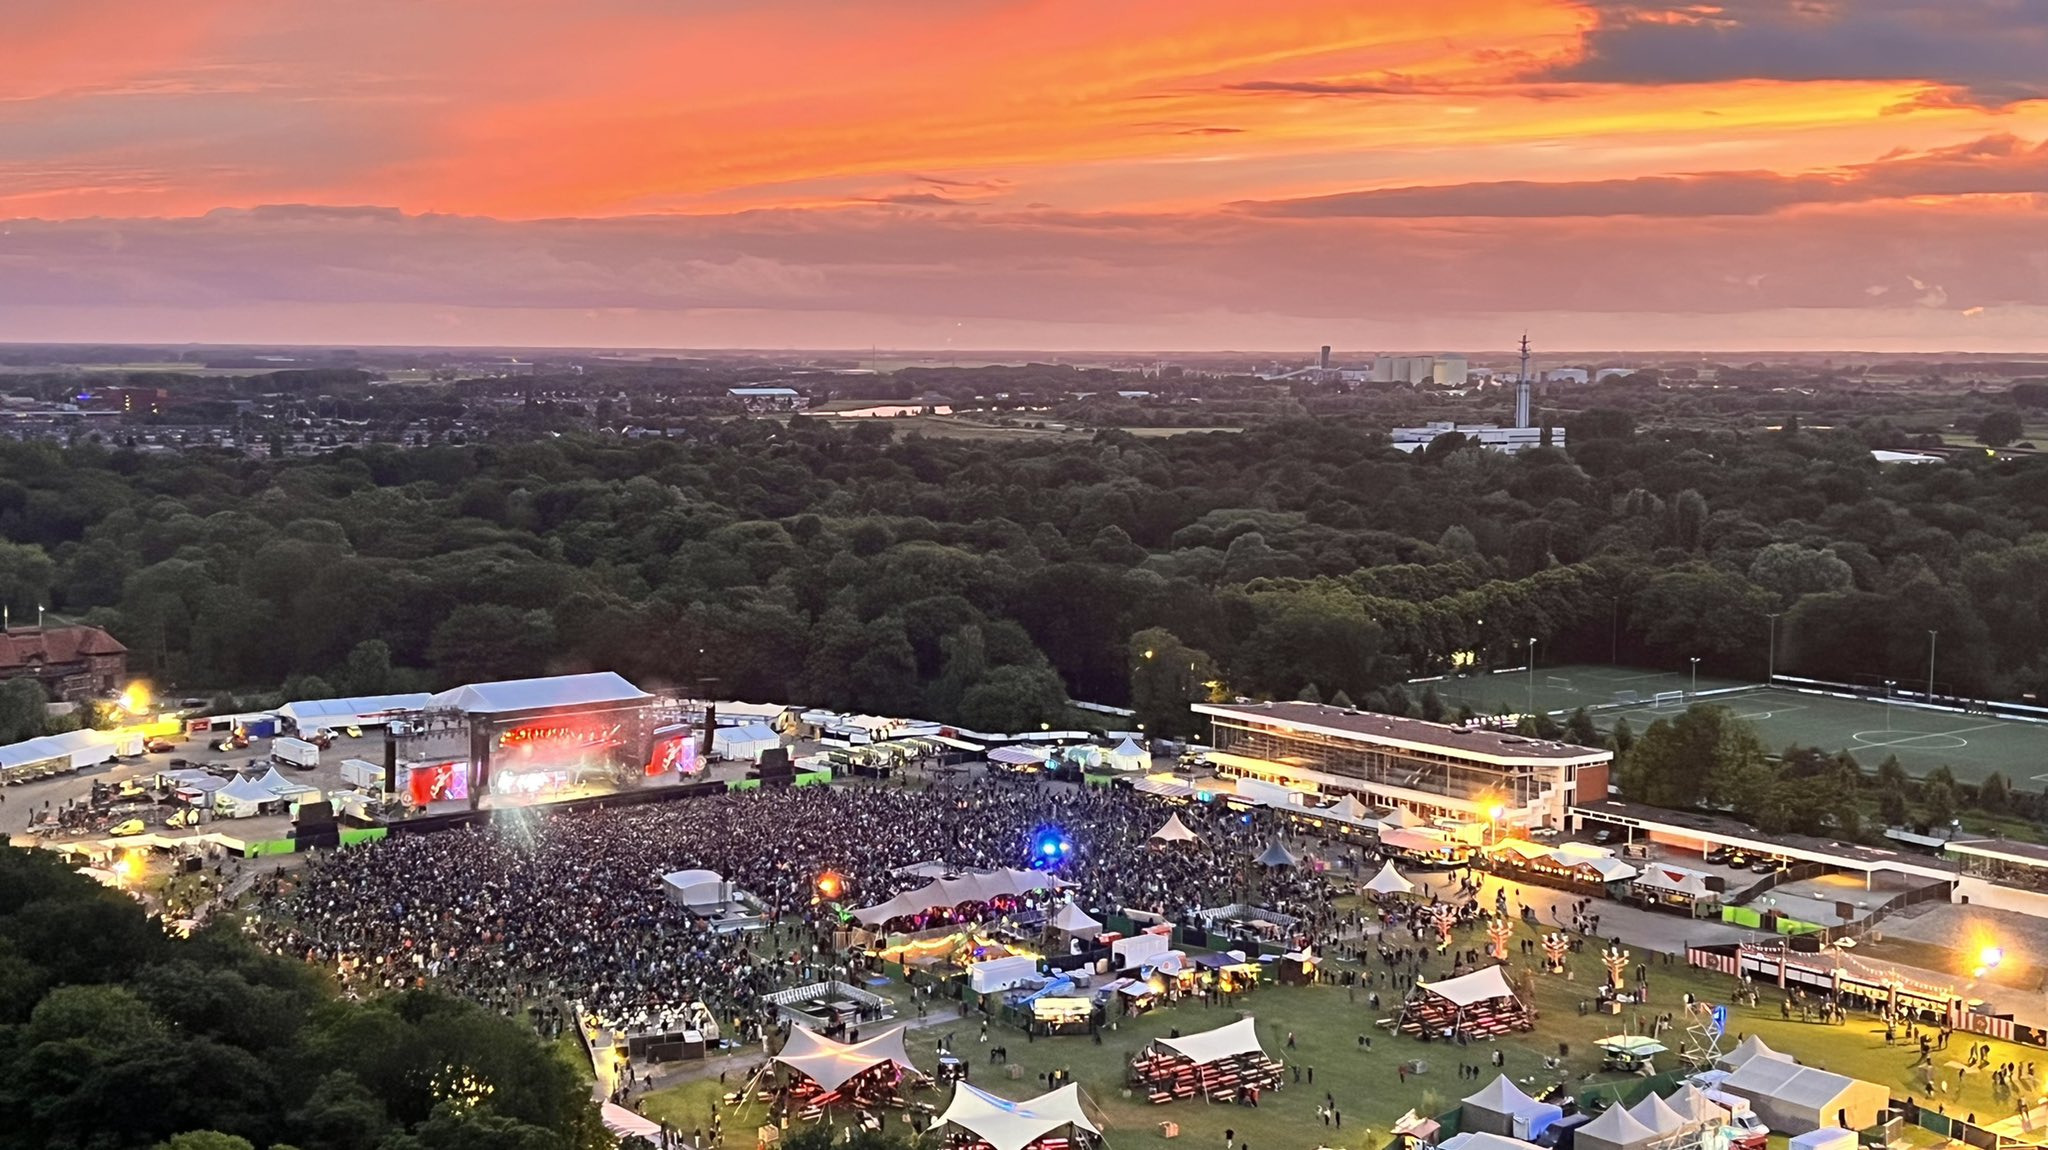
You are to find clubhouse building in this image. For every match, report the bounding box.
[1190,700,1611,833]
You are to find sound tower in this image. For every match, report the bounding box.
[383,733,399,795]
[756,746,793,787]
[294,799,340,850]
[699,704,717,760]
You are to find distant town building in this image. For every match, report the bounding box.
[1871,449,1943,465]
[1594,368,1635,382]
[829,404,954,419]
[1389,421,1560,455]
[80,387,169,415]
[1431,355,1469,386]
[0,626,128,702]
[728,387,806,412]
[1372,355,1438,385]
[1545,368,1590,385]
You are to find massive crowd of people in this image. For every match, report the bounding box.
[249,777,1351,1039]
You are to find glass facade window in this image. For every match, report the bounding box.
[1210,718,1559,808]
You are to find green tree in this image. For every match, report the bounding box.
[156,1134,256,1150]
[339,640,394,697]
[1923,778,1957,829]
[1621,704,1768,810]
[1878,786,1909,827]
[1419,686,1446,723]
[0,676,48,744]
[1564,706,1599,747]
[1977,409,2025,448]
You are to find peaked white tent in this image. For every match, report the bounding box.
[1364,860,1416,896]
[1255,840,1302,868]
[1576,1104,1660,1150]
[937,1082,1101,1150]
[1665,1085,1731,1130]
[773,1025,919,1094]
[1151,813,1198,842]
[1046,902,1103,938]
[988,746,1051,767]
[1324,794,1370,822]
[1717,1034,1783,1071]
[1461,1074,1564,1139]
[1629,1091,1688,1136]
[214,775,278,818]
[1721,1056,1888,1133]
[1156,1017,1265,1065]
[1107,737,1149,772]
[601,1101,663,1142]
[1379,806,1423,829]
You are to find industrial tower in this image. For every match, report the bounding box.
[1514,333,1533,429]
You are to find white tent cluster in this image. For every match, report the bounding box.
[1046,902,1103,938]
[1150,814,1197,842]
[854,869,1070,926]
[1720,1052,1889,1133]
[1459,1074,1564,1139]
[772,1026,919,1093]
[937,1083,1100,1150]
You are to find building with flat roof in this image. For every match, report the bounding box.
[1390,421,1559,455]
[1191,700,1610,831]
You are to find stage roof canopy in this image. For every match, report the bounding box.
[1417,964,1518,1008]
[853,868,1069,926]
[772,1025,917,1093]
[937,1082,1100,1150]
[1157,1016,1265,1065]
[426,672,652,715]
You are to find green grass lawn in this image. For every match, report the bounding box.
[641,915,2045,1149]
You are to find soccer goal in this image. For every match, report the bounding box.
[1653,690,1686,709]
[1545,675,1574,693]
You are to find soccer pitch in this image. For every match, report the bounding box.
[1425,664,2045,785]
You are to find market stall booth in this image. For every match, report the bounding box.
[1254,840,1301,869]
[1398,964,1532,1039]
[937,1082,1100,1150]
[1631,865,1721,916]
[1126,1017,1281,1105]
[1378,826,1475,867]
[1046,902,1103,948]
[1461,1074,1564,1139]
[1627,1091,1689,1140]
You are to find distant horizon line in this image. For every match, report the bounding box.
[3,341,2047,362]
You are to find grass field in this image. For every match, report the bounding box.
[640,912,2042,1150]
[1430,665,2045,785]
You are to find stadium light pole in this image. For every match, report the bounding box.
[1884,680,1896,732]
[1527,637,1537,721]
[1764,613,1781,686]
[1689,657,1700,699]
[1927,630,1939,703]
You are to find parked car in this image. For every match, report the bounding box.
[166,808,198,828]
[1592,828,1613,844]
[145,737,178,754]
[1724,852,1751,868]
[109,819,146,837]
[1530,826,1559,839]
[1751,858,1782,874]
[1703,847,1730,864]
[341,725,363,739]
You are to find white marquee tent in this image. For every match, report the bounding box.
[853,869,1069,926]
[1721,1054,1889,1133]
[258,765,320,799]
[214,775,279,818]
[1575,1103,1660,1150]
[937,1082,1100,1150]
[1107,738,1148,772]
[1155,1017,1266,1066]
[1364,860,1416,896]
[773,1025,920,1093]
[425,671,652,715]
[601,1101,662,1142]
[1151,814,1198,842]
[712,723,780,761]
[1628,1091,1688,1137]
[1461,1074,1564,1139]
[1046,902,1103,938]
[1400,964,1531,1037]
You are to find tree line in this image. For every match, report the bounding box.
[0,410,2039,747]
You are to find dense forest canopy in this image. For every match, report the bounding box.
[0,413,2042,737]
[0,848,603,1150]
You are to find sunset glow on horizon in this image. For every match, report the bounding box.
[4,0,2047,351]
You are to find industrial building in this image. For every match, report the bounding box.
[1190,700,1611,833]
[1389,422,1558,455]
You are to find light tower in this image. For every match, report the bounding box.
[1515,332,1533,429]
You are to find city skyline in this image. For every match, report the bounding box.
[5,0,2047,351]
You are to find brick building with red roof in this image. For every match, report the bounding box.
[0,626,128,702]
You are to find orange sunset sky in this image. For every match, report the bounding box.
[4,0,2047,351]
